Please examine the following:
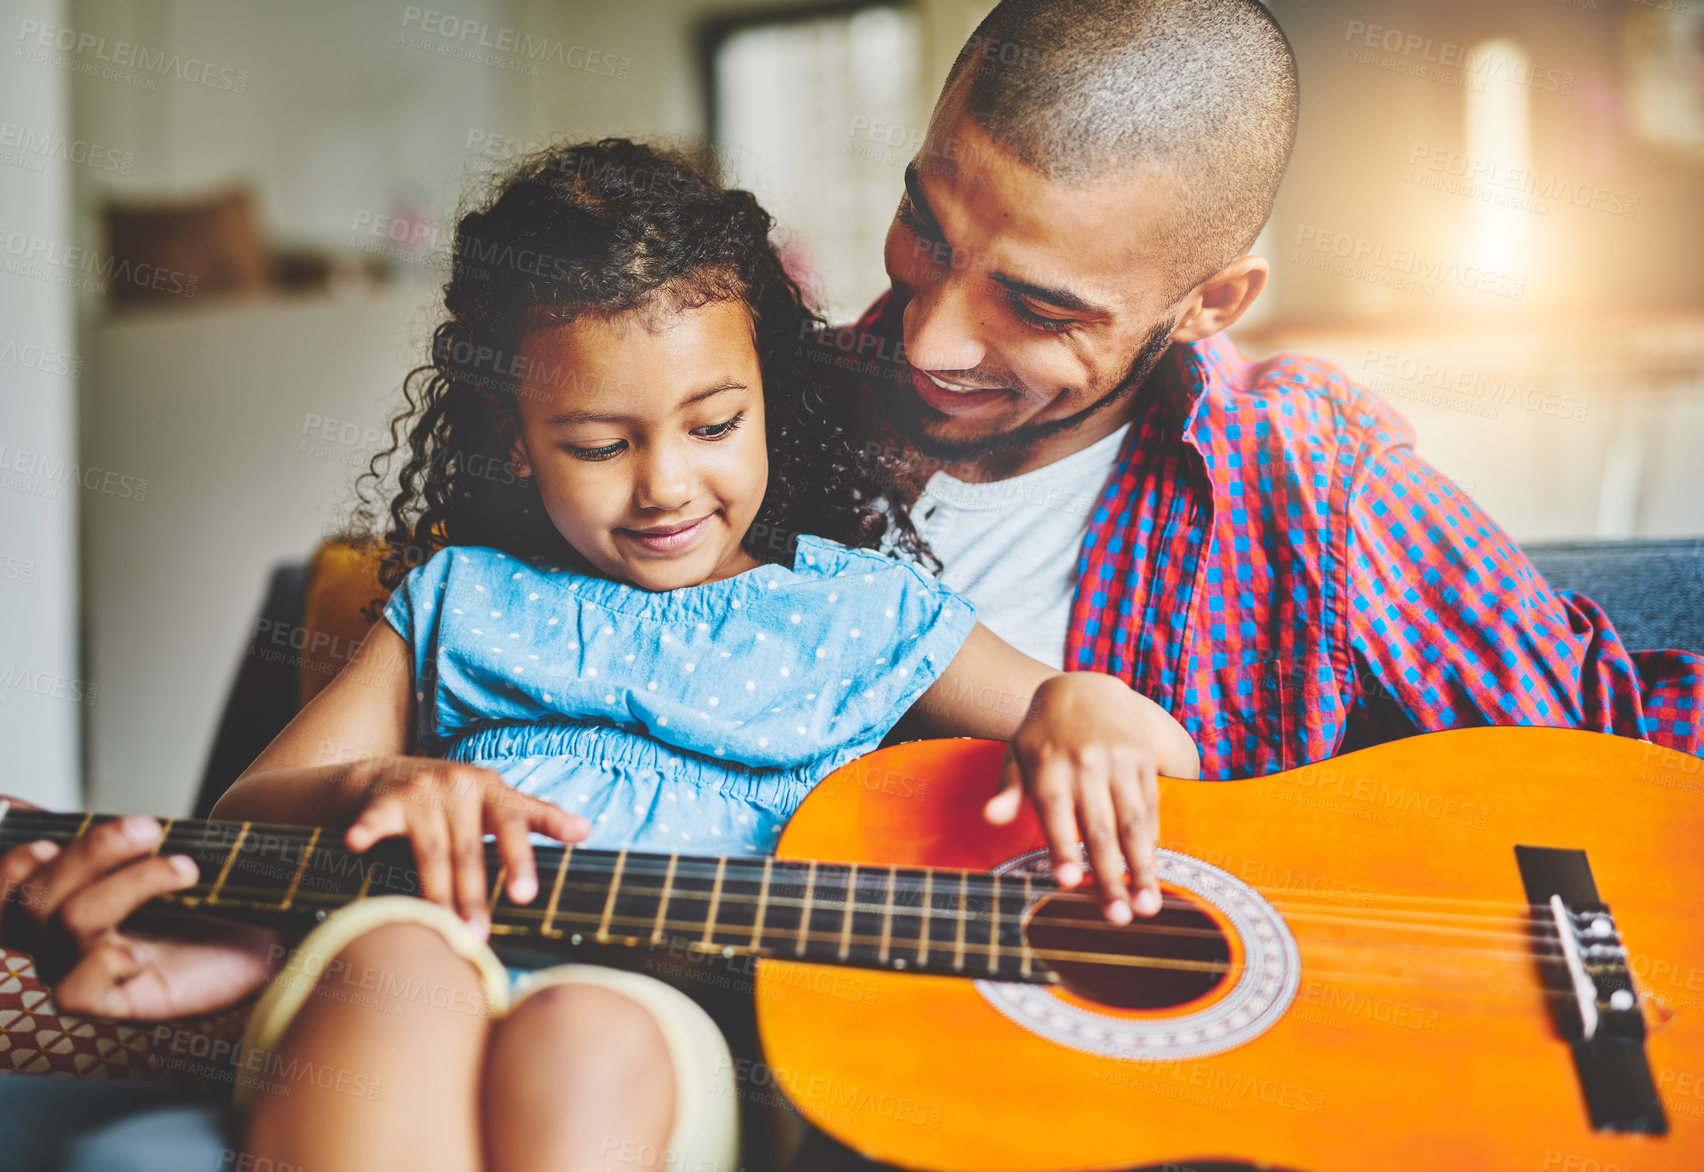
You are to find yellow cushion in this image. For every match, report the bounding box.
[297,540,388,708]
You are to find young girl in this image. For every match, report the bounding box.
[208,138,1199,1172]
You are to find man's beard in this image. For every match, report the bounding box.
[885,317,1176,463]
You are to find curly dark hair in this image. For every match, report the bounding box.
[348,137,936,608]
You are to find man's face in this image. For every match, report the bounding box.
[508,299,768,593]
[881,80,1187,467]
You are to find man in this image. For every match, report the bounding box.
[5,0,1700,1168]
[851,0,1703,777]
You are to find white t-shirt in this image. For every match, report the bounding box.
[879,422,1134,669]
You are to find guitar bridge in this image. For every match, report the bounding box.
[1516,845,1667,1136]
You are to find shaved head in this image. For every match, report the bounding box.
[945,0,1299,295]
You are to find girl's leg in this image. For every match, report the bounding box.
[482,982,676,1172]
[482,967,738,1172]
[238,899,509,1172]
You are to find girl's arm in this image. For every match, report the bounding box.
[900,622,1199,776]
[899,622,1202,924]
[212,621,418,826]
[212,621,585,936]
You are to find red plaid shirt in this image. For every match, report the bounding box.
[838,294,1704,779]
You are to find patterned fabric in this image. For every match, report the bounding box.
[0,947,248,1089]
[837,293,1704,779]
[383,533,977,852]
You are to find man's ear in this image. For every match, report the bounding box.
[1170,255,1269,344]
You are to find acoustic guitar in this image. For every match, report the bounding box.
[2,725,1700,1170]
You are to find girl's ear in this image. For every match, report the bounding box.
[498,412,533,479]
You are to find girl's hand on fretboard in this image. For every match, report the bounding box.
[338,758,590,940]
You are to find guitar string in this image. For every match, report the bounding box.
[155,873,1595,979]
[0,804,1608,940]
[0,812,1610,988]
[0,804,1575,916]
[147,888,1625,1001]
[162,868,1576,959]
[0,813,1584,923]
[0,816,1593,947]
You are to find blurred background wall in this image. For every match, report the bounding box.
[0,0,1699,814]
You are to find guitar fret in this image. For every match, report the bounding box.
[796,860,818,957]
[597,850,627,943]
[701,858,727,945]
[878,866,896,963]
[750,857,772,950]
[651,854,679,945]
[1019,873,1035,979]
[541,847,572,937]
[838,863,858,960]
[954,872,968,972]
[356,859,378,899]
[280,827,319,910]
[0,808,1073,986]
[917,869,933,965]
[207,823,249,905]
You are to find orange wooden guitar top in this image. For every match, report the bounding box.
[755,726,1704,1171]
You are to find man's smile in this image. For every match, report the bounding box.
[908,366,1014,414]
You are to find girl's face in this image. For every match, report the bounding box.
[507,298,769,592]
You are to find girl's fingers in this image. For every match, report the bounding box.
[446,783,490,938]
[1136,755,1162,915]
[1109,755,1161,918]
[399,804,455,913]
[345,797,407,852]
[1075,762,1133,925]
[532,801,591,845]
[488,800,538,906]
[1027,753,1084,890]
[983,751,1025,825]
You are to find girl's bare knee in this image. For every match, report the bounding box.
[503,982,672,1068]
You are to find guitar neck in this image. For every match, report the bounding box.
[0,806,1054,985]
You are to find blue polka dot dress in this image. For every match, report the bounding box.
[381,534,977,856]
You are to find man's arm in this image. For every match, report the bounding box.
[1344,436,1704,755]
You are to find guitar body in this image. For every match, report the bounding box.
[755,727,1704,1171]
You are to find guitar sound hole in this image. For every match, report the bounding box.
[1025,889,1231,1010]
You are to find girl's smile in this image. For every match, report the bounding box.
[619,513,713,553]
[507,297,770,592]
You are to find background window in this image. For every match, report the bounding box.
[708,3,923,322]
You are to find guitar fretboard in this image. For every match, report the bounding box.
[0,808,1056,984]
